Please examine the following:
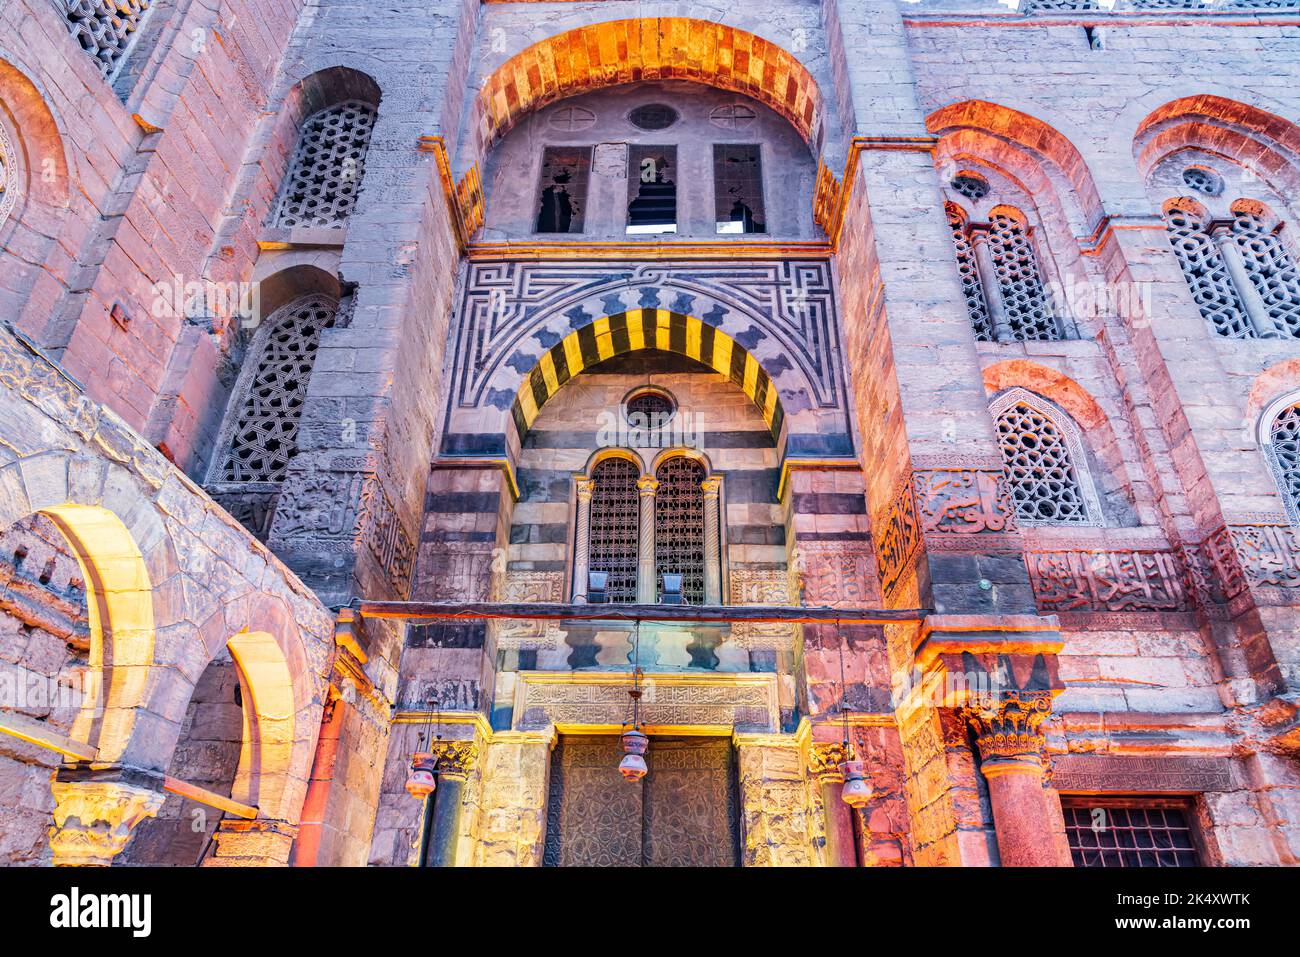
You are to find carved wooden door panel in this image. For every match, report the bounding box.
[543,735,740,867]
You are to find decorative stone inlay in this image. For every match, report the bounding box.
[729,568,796,650]
[494,570,566,650]
[513,672,778,733]
[1027,548,1188,613]
[49,781,164,866]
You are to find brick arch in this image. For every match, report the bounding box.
[511,308,786,441]
[472,19,825,156]
[1133,95,1300,197]
[927,100,1104,233]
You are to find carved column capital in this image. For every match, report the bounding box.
[808,741,849,783]
[963,691,1054,773]
[636,476,660,497]
[428,740,478,779]
[700,476,721,498]
[49,781,164,866]
[575,477,595,501]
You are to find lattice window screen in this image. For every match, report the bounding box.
[948,206,993,341]
[1062,801,1200,867]
[0,123,15,228]
[654,457,706,604]
[1268,404,1300,520]
[588,458,640,604]
[1163,202,1253,338]
[58,0,153,78]
[1233,208,1300,337]
[995,401,1093,524]
[988,212,1059,340]
[272,101,377,228]
[213,295,339,484]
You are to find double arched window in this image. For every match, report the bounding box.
[574,452,720,604]
[1154,160,1300,339]
[943,170,1071,343]
[271,100,377,228]
[991,389,1102,526]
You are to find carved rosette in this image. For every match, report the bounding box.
[963,691,1053,772]
[808,741,849,783]
[428,740,478,778]
[49,781,164,866]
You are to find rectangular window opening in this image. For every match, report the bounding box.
[627,145,677,235]
[713,144,766,235]
[535,146,592,234]
[1061,796,1203,867]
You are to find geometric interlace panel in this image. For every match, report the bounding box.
[988,212,1060,340]
[996,401,1092,524]
[0,122,14,227]
[1162,202,1253,338]
[948,207,994,341]
[588,458,640,604]
[1268,404,1300,516]
[272,101,377,228]
[654,456,706,604]
[1233,208,1300,337]
[216,295,339,483]
[58,0,153,78]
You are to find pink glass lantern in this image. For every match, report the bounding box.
[840,758,871,808]
[406,752,438,799]
[619,729,649,781]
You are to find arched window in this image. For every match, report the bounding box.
[654,456,706,603]
[942,173,1065,342]
[1162,199,1253,338]
[1260,396,1300,524]
[947,203,993,341]
[1232,204,1300,336]
[210,294,339,484]
[60,0,154,80]
[991,389,1101,526]
[587,457,640,603]
[272,101,377,228]
[0,120,16,229]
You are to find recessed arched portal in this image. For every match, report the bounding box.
[510,308,786,441]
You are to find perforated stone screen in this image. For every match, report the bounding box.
[58,0,153,78]
[1268,404,1300,518]
[1163,202,1253,338]
[272,101,377,228]
[988,212,1059,341]
[948,207,993,341]
[996,401,1092,524]
[0,123,15,228]
[213,295,339,484]
[1233,208,1300,337]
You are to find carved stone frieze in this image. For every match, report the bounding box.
[1048,755,1236,793]
[728,567,797,650]
[913,467,1016,536]
[1027,548,1188,613]
[875,475,920,599]
[493,570,567,650]
[797,539,879,606]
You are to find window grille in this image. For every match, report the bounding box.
[948,205,993,341]
[58,0,152,79]
[272,101,377,228]
[1233,207,1300,337]
[988,211,1059,340]
[1266,402,1300,521]
[535,146,591,234]
[713,144,766,234]
[654,457,706,604]
[1062,798,1201,867]
[1163,201,1253,338]
[213,295,339,483]
[994,398,1094,524]
[588,458,640,604]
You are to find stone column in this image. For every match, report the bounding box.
[423,741,476,867]
[49,781,164,866]
[636,476,659,603]
[571,477,594,602]
[735,735,816,866]
[965,691,1072,867]
[203,819,299,866]
[1208,219,1281,338]
[701,476,722,605]
[809,741,857,867]
[967,223,1015,343]
[468,730,554,866]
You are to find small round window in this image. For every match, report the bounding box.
[950,172,990,201]
[1182,166,1224,197]
[629,104,679,131]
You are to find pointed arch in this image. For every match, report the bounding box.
[510,308,786,441]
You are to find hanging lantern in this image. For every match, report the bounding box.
[619,729,649,781]
[406,752,438,799]
[839,758,871,808]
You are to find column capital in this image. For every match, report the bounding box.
[49,780,164,866]
[428,739,478,779]
[575,476,595,500]
[636,476,660,496]
[205,818,299,867]
[701,476,722,497]
[808,741,849,783]
[963,690,1054,773]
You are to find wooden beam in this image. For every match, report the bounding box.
[162,775,258,820]
[0,710,97,761]
[356,600,930,625]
